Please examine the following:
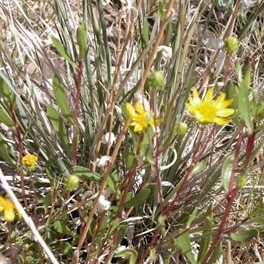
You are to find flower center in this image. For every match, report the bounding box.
[198,103,217,122]
[134,114,148,128]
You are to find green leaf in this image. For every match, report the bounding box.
[174,231,196,264]
[125,148,135,170]
[186,207,198,228]
[46,105,70,152]
[76,22,88,59]
[72,166,102,182]
[197,215,213,262]
[191,161,206,176]
[123,189,151,208]
[244,64,252,90]
[53,220,76,236]
[107,172,119,194]
[53,220,63,233]
[62,242,73,256]
[0,134,14,164]
[149,249,157,261]
[142,19,149,46]
[0,77,16,108]
[51,37,76,67]
[230,229,259,242]
[52,76,74,124]
[115,248,138,264]
[236,80,253,134]
[0,106,14,126]
[158,1,166,20]
[221,155,234,193]
[208,242,222,264]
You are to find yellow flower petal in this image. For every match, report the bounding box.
[186,87,234,126]
[214,117,230,125]
[126,103,136,118]
[217,108,235,117]
[4,208,15,222]
[192,88,202,105]
[135,102,145,114]
[204,88,213,103]
[126,101,157,133]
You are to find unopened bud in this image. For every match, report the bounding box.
[224,37,239,54]
[146,71,165,90]
[65,175,80,191]
[176,122,188,135]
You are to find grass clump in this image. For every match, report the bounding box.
[0,0,263,263]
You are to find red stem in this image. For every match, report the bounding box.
[139,126,217,263]
[201,125,244,264]
[227,125,244,199]
[8,223,14,264]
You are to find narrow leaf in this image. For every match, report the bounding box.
[51,37,76,67]
[115,249,138,264]
[0,134,14,164]
[0,106,14,126]
[221,155,234,193]
[72,166,102,182]
[52,76,74,124]
[123,189,151,208]
[47,105,70,152]
[197,215,213,262]
[174,231,196,264]
[76,22,88,59]
[231,229,259,242]
[236,80,253,134]
[208,242,222,264]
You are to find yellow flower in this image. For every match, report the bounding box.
[126,102,155,132]
[185,88,235,125]
[22,154,38,170]
[0,196,20,222]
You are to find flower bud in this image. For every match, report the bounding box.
[146,71,165,90]
[65,175,80,191]
[176,122,188,135]
[224,37,239,54]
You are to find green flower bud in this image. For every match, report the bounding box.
[176,122,188,135]
[146,71,165,90]
[65,175,80,191]
[224,37,239,54]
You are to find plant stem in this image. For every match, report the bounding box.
[201,125,244,264]
[8,223,14,264]
[72,59,83,165]
[227,125,244,199]
[10,110,27,209]
[139,125,217,262]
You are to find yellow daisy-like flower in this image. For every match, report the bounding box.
[0,196,20,222]
[126,102,155,132]
[22,154,38,170]
[185,88,235,125]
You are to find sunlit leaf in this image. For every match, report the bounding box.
[221,155,234,193]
